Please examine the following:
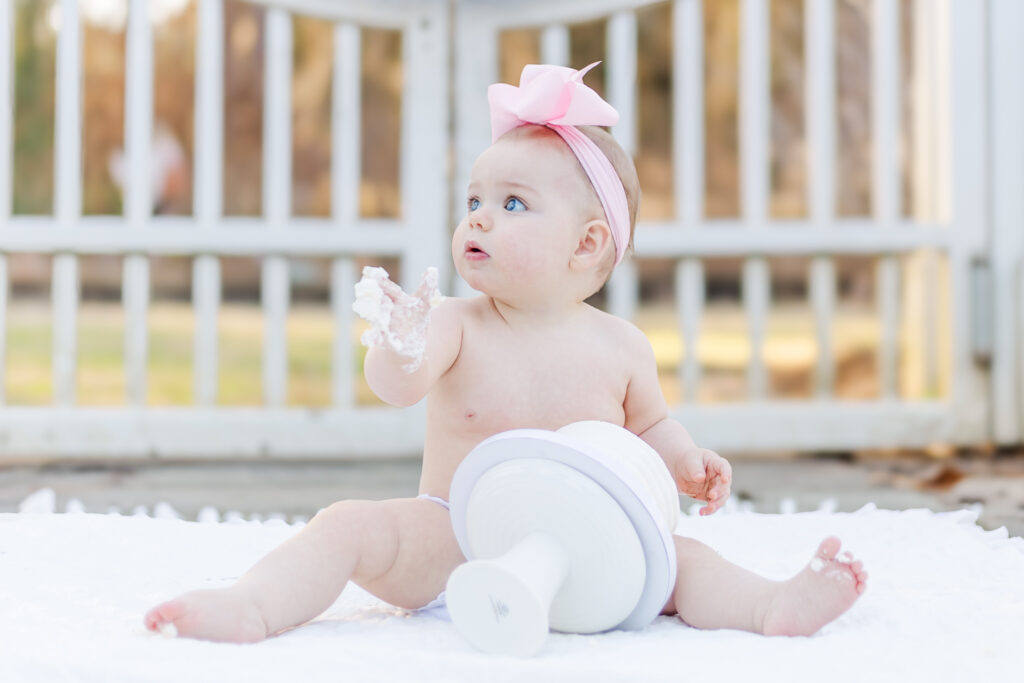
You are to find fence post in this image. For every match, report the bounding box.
[0,0,11,404]
[989,0,1024,445]
[400,3,449,294]
[53,0,82,407]
[124,0,153,406]
[0,0,11,222]
[945,0,990,445]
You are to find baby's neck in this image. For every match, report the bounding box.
[487,295,589,329]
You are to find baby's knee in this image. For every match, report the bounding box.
[309,499,385,538]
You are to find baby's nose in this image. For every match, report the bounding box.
[469,209,491,231]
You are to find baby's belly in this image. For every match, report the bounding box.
[421,399,625,498]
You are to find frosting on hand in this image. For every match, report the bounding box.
[352,266,442,373]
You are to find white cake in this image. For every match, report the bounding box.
[446,421,681,657]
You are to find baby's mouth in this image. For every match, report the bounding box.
[464,241,488,257]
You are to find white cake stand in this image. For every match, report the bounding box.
[446,421,680,657]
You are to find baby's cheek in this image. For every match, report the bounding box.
[512,241,560,277]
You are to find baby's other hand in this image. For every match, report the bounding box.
[673,447,732,516]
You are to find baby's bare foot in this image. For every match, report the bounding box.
[761,537,867,637]
[144,588,268,643]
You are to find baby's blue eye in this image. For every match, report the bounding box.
[467,197,480,212]
[504,197,526,212]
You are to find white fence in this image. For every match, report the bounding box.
[0,0,1021,459]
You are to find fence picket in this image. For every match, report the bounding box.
[0,255,6,405]
[399,8,449,290]
[0,0,12,221]
[53,0,82,407]
[872,0,901,400]
[0,0,9,406]
[124,0,154,406]
[330,22,360,410]
[806,0,835,225]
[806,0,837,399]
[262,7,293,407]
[195,0,224,222]
[740,0,769,226]
[124,256,149,405]
[262,258,290,407]
[193,0,225,407]
[810,257,835,397]
[53,255,79,406]
[606,10,639,321]
[740,0,770,401]
[743,257,769,400]
[55,0,81,223]
[331,258,355,408]
[908,0,941,398]
[676,258,703,402]
[264,7,293,224]
[332,22,360,227]
[193,256,220,406]
[541,24,570,66]
[877,257,900,398]
[987,0,1024,443]
[674,0,703,226]
[872,0,900,224]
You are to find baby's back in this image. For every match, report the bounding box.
[419,297,640,498]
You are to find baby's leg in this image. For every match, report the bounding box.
[144,498,464,642]
[664,535,867,636]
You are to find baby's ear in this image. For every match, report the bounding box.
[571,219,613,272]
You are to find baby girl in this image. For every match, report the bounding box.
[144,63,866,643]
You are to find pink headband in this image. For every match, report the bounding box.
[488,62,631,265]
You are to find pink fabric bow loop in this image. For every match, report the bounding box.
[486,62,631,265]
[488,62,619,142]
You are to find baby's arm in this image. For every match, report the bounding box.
[622,327,732,515]
[357,269,463,407]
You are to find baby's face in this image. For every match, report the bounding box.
[453,128,600,301]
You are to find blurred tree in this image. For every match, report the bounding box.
[12,0,56,215]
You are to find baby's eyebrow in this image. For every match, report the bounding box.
[466,179,536,196]
[502,180,534,193]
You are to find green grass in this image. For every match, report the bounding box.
[2,300,932,407]
[3,302,378,407]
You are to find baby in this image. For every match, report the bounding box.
[144,63,866,644]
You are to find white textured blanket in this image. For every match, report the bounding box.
[2,498,1022,683]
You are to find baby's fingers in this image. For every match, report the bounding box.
[674,455,706,492]
[413,267,439,302]
[377,276,406,302]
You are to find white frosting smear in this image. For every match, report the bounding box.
[352,266,442,373]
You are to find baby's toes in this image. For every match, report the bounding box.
[854,567,869,591]
[815,536,842,562]
[144,601,184,632]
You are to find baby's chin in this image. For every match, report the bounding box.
[452,266,490,296]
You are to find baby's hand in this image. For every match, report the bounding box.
[673,447,732,516]
[352,266,442,373]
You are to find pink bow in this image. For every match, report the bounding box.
[488,62,619,143]
[487,63,631,265]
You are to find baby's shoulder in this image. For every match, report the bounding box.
[583,306,652,352]
[438,295,492,324]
